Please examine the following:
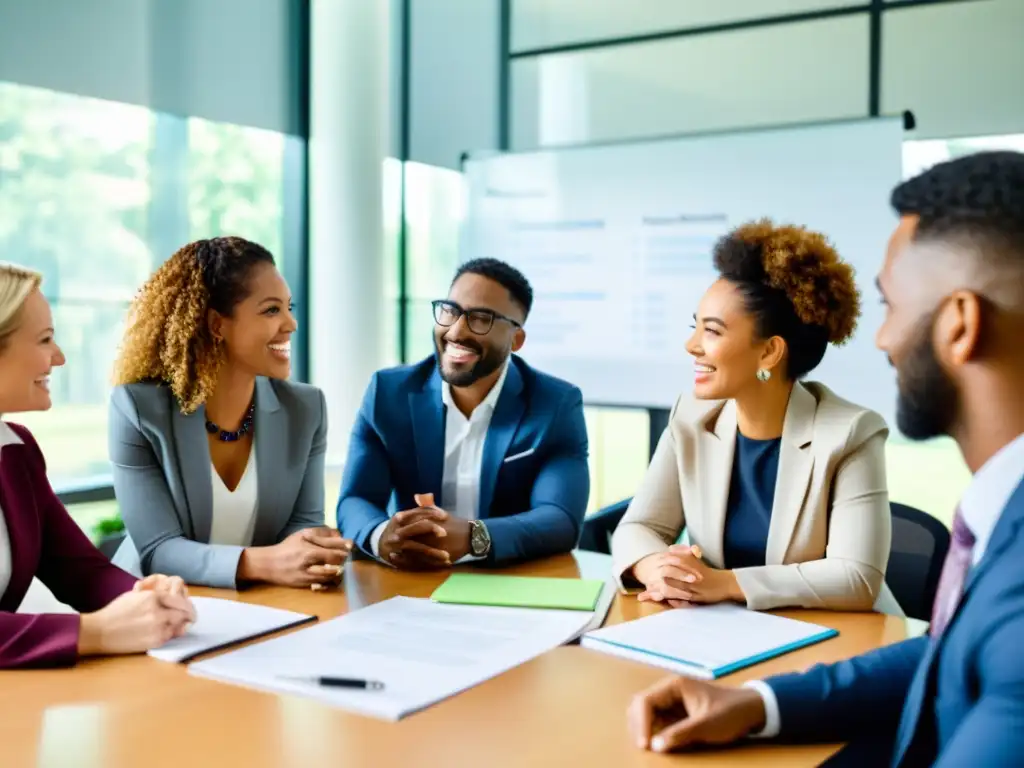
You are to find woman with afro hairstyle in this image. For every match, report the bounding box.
[613,220,896,613]
[108,237,351,589]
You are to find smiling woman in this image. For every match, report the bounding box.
[0,266,65,413]
[612,220,896,614]
[105,238,352,591]
[0,262,198,669]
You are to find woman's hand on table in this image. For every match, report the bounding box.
[635,545,744,607]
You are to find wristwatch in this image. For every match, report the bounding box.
[468,520,492,557]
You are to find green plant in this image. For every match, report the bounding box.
[93,513,125,538]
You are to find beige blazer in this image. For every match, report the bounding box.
[612,381,894,612]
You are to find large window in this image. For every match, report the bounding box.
[1,81,299,493]
[887,132,1024,527]
[404,161,466,361]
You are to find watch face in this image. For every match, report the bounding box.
[471,522,490,555]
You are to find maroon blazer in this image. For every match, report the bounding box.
[0,422,136,668]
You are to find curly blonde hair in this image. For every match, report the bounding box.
[112,237,275,413]
[713,219,861,379]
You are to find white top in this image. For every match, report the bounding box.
[750,431,1024,739]
[370,363,510,560]
[0,421,25,603]
[208,444,259,547]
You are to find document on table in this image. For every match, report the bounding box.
[188,595,595,720]
[581,603,837,679]
[148,597,316,663]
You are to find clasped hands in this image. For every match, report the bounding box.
[378,493,472,570]
[238,526,353,589]
[632,544,744,607]
[78,574,196,656]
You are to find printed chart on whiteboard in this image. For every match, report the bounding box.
[461,117,904,416]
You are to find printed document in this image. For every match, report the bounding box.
[189,596,593,719]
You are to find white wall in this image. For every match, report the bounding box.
[512,15,869,149]
[510,0,1024,149]
[512,0,863,52]
[409,0,501,168]
[882,0,1024,139]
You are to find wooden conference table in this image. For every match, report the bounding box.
[3,552,914,768]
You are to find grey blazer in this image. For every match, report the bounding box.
[108,377,327,588]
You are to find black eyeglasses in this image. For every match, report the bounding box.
[431,300,522,335]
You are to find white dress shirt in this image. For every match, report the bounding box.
[370,363,509,560]
[748,432,1024,738]
[208,444,259,547]
[0,421,25,602]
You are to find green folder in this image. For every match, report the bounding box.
[431,573,604,611]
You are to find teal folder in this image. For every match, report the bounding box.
[580,604,839,679]
[431,573,604,611]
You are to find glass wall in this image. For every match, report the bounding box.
[886,132,1024,528]
[404,161,466,361]
[1,81,301,493]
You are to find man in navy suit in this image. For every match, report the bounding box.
[626,150,1024,766]
[337,258,589,569]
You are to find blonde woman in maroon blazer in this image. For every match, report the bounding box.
[0,263,194,668]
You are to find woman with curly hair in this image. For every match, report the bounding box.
[109,237,351,589]
[612,220,895,612]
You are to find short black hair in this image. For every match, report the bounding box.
[452,258,534,319]
[891,150,1024,260]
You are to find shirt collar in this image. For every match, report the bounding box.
[441,361,509,418]
[960,432,1024,560]
[0,421,24,461]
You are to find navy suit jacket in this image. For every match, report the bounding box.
[766,476,1024,766]
[336,355,590,565]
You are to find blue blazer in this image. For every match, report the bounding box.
[765,476,1024,766]
[336,355,590,565]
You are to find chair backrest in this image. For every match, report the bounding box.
[886,502,951,621]
[577,497,631,554]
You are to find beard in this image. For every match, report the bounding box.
[434,335,507,387]
[894,313,959,441]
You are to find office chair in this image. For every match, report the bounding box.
[577,497,631,554]
[885,502,951,621]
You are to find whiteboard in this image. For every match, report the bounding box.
[460,117,904,424]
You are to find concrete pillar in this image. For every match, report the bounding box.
[309,0,390,464]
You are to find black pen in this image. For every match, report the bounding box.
[281,675,384,690]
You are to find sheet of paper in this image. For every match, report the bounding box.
[584,603,834,673]
[148,596,315,663]
[189,596,594,720]
[431,573,604,611]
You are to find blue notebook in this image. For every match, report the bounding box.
[581,603,838,679]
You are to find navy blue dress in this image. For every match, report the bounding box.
[722,433,782,569]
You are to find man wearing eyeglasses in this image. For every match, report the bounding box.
[336,258,590,569]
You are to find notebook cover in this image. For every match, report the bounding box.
[584,626,838,678]
[175,614,318,663]
[431,573,604,611]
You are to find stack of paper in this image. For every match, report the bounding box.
[148,597,316,663]
[189,596,595,720]
[581,603,838,679]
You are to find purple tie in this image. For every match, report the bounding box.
[930,509,976,638]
